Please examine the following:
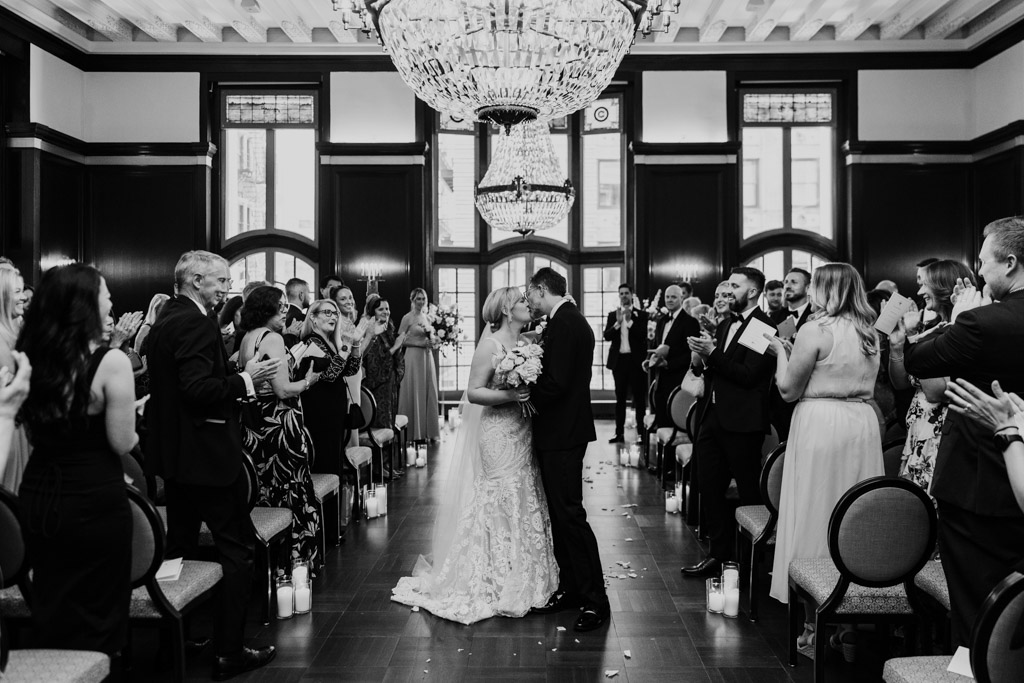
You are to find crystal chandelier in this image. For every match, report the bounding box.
[332,0,661,129]
[475,120,575,238]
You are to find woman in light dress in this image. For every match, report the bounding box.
[765,263,884,660]
[392,287,558,624]
[0,263,29,492]
[397,288,440,444]
[332,285,371,449]
[889,260,975,492]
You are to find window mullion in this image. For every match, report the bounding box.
[266,129,276,233]
[782,126,793,233]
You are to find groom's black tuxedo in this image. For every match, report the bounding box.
[532,301,597,449]
[531,300,605,611]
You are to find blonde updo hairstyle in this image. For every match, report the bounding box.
[481,286,523,332]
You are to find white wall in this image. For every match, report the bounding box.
[641,71,728,143]
[971,41,1024,138]
[858,69,972,141]
[330,72,416,143]
[29,45,84,140]
[84,73,200,143]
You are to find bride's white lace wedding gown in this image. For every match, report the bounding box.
[391,341,558,624]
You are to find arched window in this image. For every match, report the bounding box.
[227,249,316,297]
[489,256,569,291]
[745,248,829,283]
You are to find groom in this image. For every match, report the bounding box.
[526,268,609,632]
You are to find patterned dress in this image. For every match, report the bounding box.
[392,339,558,623]
[363,322,405,429]
[901,377,947,493]
[240,330,321,571]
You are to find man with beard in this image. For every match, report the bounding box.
[764,280,786,324]
[682,267,776,577]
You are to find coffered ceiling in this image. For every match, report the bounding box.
[3,0,1023,56]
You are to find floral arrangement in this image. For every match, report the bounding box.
[492,340,544,417]
[642,289,669,341]
[426,302,463,356]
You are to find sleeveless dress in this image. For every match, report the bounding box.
[391,340,558,623]
[901,377,947,493]
[19,347,131,655]
[240,330,321,571]
[770,317,884,603]
[363,321,404,430]
[398,319,440,441]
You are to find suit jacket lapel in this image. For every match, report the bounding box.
[724,312,755,357]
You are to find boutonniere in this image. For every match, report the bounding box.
[535,316,548,345]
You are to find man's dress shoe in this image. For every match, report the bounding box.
[531,592,584,615]
[574,604,610,632]
[212,646,276,681]
[681,557,722,578]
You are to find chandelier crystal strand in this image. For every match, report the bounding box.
[475,120,575,237]
[337,1,649,129]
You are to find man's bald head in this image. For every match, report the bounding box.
[665,284,684,312]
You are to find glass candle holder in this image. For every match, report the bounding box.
[365,488,379,519]
[292,560,311,614]
[706,577,724,614]
[628,444,640,467]
[721,561,740,592]
[375,483,388,516]
[275,577,293,619]
[665,490,678,513]
[619,447,629,467]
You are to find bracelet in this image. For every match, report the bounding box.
[304,378,310,391]
[995,425,1020,435]
[889,354,904,362]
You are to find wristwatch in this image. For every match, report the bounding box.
[993,432,1024,451]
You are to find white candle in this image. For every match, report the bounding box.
[665,495,677,513]
[292,565,308,586]
[415,456,425,468]
[724,588,740,618]
[675,482,684,512]
[438,416,446,432]
[722,566,740,592]
[366,497,379,518]
[405,446,416,466]
[276,585,293,619]
[294,586,311,613]
[629,448,640,468]
[377,486,387,515]
[619,449,628,466]
[708,592,724,613]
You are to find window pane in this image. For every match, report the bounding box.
[582,133,622,247]
[224,129,267,240]
[491,129,569,246]
[229,252,267,297]
[275,129,315,241]
[742,92,832,124]
[582,265,620,391]
[533,258,568,285]
[225,94,314,126]
[741,127,784,239]
[437,133,477,248]
[273,251,315,288]
[584,97,621,132]
[490,257,527,291]
[790,127,833,239]
[437,266,477,392]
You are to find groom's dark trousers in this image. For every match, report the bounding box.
[532,301,605,609]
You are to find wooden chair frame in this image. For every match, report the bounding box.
[240,456,290,626]
[734,441,786,622]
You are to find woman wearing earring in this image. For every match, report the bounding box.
[397,288,440,444]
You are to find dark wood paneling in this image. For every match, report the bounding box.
[38,153,84,276]
[636,164,735,303]
[323,164,425,312]
[88,167,202,312]
[973,149,1024,239]
[850,164,972,295]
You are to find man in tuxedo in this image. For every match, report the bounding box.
[282,278,309,347]
[604,283,648,444]
[146,251,280,680]
[782,268,813,331]
[682,267,777,577]
[526,268,607,632]
[765,280,787,324]
[904,218,1024,647]
[319,274,342,301]
[649,284,700,431]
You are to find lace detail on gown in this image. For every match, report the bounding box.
[391,377,558,624]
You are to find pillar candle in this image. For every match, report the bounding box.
[294,586,311,613]
[276,585,293,619]
[722,563,740,592]
[629,448,640,468]
[292,564,308,586]
[377,486,387,515]
[708,591,725,613]
[406,446,416,466]
[619,449,629,466]
[724,588,740,618]
[665,495,677,513]
[415,456,426,468]
[366,496,379,518]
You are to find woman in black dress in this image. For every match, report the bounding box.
[300,299,360,476]
[362,295,405,432]
[17,264,139,659]
[237,286,321,571]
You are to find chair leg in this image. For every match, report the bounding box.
[748,542,760,622]
[813,612,826,682]
[315,498,327,563]
[328,493,341,545]
[788,591,799,666]
[170,616,186,683]
[261,541,272,625]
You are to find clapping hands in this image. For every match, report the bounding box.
[763,334,792,358]
[111,311,144,349]
[686,332,715,358]
[951,278,992,323]
[945,378,1024,433]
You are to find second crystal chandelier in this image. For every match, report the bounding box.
[475,120,575,237]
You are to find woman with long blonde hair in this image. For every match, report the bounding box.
[0,264,30,491]
[764,263,884,660]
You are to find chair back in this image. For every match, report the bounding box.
[0,487,27,589]
[358,386,378,433]
[760,442,787,516]
[667,387,695,434]
[882,438,905,478]
[126,484,166,588]
[761,424,780,462]
[685,402,698,441]
[828,476,936,588]
[240,455,259,510]
[646,376,659,420]
[973,571,1024,683]
[121,450,146,494]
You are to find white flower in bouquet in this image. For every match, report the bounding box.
[438,329,447,338]
[498,357,516,372]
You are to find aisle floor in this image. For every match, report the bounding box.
[138,420,896,682]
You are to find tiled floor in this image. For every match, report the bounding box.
[133,421,904,682]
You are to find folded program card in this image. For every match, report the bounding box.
[947,646,974,678]
[156,557,183,582]
[776,316,797,340]
[738,317,776,355]
[873,293,915,336]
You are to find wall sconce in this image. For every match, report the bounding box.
[673,261,702,284]
[356,260,385,297]
[40,255,78,272]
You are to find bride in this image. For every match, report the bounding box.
[391,286,558,624]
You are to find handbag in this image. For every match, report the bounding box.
[680,368,705,398]
[344,384,366,430]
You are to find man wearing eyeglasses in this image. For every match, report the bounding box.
[146,250,281,680]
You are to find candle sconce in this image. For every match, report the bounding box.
[356,261,384,298]
[672,260,702,285]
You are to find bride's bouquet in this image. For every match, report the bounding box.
[426,302,463,356]
[492,341,544,417]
